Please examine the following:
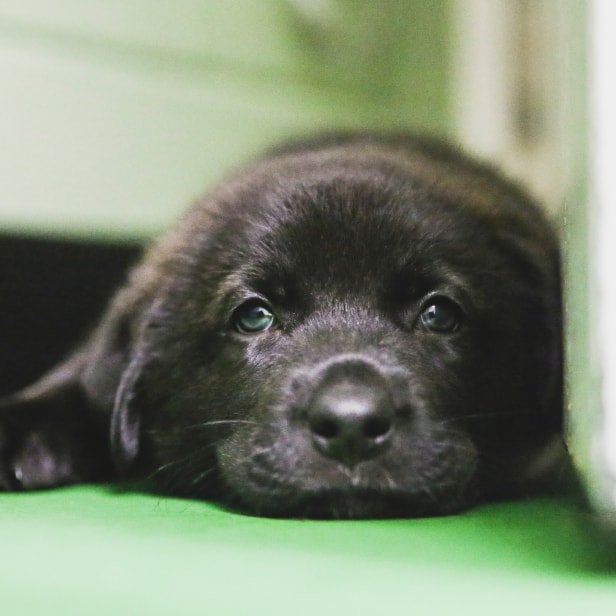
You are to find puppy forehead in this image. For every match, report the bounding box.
[190,141,556,306]
[214,174,488,296]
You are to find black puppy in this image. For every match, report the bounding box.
[0,133,564,518]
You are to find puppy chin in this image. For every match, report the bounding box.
[214,433,480,519]
[219,482,479,520]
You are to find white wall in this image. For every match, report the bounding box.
[589,0,616,511]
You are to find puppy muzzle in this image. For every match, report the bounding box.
[294,355,411,468]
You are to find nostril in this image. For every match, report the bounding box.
[310,416,340,439]
[362,415,391,439]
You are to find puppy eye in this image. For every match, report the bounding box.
[232,300,277,334]
[419,297,461,333]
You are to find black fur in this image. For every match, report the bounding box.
[0,133,565,518]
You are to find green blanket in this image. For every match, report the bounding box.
[1,488,615,615]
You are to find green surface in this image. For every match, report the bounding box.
[1,487,615,615]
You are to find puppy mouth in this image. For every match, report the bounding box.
[229,489,455,520]
[216,432,479,519]
[208,354,480,519]
[223,471,476,519]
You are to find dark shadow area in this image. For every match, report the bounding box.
[0,233,142,395]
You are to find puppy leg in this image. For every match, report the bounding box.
[0,356,112,490]
[0,282,155,490]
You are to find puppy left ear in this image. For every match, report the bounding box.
[538,259,564,429]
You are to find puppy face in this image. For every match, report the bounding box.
[115,137,562,518]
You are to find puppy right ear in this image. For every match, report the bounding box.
[109,297,164,475]
[110,347,146,474]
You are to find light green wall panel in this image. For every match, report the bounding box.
[0,1,451,240]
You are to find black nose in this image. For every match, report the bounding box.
[307,369,395,466]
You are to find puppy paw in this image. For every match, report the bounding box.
[0,408,61,490]
[5,429,78,490]
[0,394,113,491]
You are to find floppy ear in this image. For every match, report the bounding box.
[110,343,147,474]
[107,294,168,475]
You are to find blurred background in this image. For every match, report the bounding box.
[0,0,584,239]
[2,1,609,510]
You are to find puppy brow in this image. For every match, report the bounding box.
[216,276,290,322]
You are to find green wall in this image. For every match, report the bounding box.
[0,0,451,240]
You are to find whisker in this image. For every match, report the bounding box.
[380,468,397,491]
[182,419,257,431]
[149,452,194,478]
[417,480,440,505]
[188,466,217,488]
[439,411,517,426]
[146,445,216,481]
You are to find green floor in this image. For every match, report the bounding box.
[1,487,615,615]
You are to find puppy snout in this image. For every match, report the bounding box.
[308,382,393,465]
[305,359,397,466]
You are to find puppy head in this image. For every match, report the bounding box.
[113,135,562,518]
